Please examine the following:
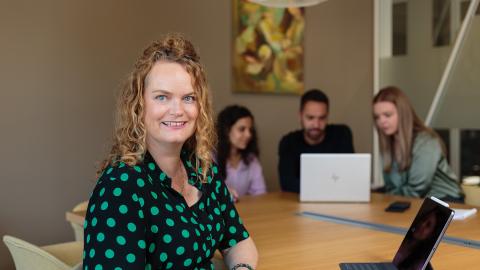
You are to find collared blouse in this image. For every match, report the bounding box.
[225,155,266,197]
[83,151,250,270]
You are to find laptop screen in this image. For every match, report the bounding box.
[392,197,454,270]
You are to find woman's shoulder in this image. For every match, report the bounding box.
[413,131,442,153]
[95,161,149,191]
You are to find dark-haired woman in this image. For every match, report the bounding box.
[217,105,266,201]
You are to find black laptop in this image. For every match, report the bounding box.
[339,196,455,270]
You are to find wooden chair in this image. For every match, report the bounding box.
[69,201,88,241]
[3,235,83,270]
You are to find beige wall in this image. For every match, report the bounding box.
[380,0,480,128]
[0,1,373,268]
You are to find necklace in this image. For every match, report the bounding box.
[174,167,190,197]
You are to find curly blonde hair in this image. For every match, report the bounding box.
[99,33,216,182]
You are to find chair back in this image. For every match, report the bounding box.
[3,235,82,270]
[70,201,88,241]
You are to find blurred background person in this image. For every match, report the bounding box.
[373,86,463,202]
[217,105,266,201]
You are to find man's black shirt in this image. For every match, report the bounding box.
[277,124,355,193]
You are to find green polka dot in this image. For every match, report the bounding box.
[99,188,105,197]
[120,173,129,181]
[163,234,172,243]
[184,258,192,267]
[138,210,144,219]
[92,217,98,227]
[150,191,158,199]
[106,167,113,174]
[89,248,95,258]
[127,223,136,232]
[199,224,205,231]
[119,205,128,214]
[220,204,226,211]
[96,232,105,242]
[229,209,236,218]
[214,208,220,215]
[176,205,184,213]
[159,172,166,180]
[132,194,139,201]
[126,253,135,263]
[86,234,91,243]
[138,240,146,249]
[207,224,212,231]
[107,218,116,227]
[116,235,126,245]
[205,249,211,258]
[229,239,237,247]
[89,204,95,213]
[176,246,185,255]
[145,264,151,270]
[84,219,88,229]
[148,243,156,253]
[193,242,199,251]
[166,218,174,227]
[100,201,108,210]
[105,249,114,259]
[113,187,122,196]
[229,226,237,234]
[148,163,155,170]
[190,217,198,224]
[119,162,125,168]
[138,198,145,207]
[162,192,168,199]
[151,225,159,233]
[160,252,168,262]
[180,216,189,223]
[134,166,142,172]
[114,268,121,270]
[211,192,217,200]
[150,206,159,215]
[137,178,145,187]
[243,231,249,238]
[95,264,102,270]
[166,262,173,269]
[195,229,201,236]
[181,229,190,238]
[216,223,221,231]
[165,204,173,212]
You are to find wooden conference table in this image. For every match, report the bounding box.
[66,192,480,269]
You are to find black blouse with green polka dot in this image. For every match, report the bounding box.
[83,151,249,270]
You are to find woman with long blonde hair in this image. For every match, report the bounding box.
[373,86,463,202]
[83,34,258,270]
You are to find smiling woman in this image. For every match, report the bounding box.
[83,34,258,270]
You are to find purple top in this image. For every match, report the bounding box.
[225,155,267,197]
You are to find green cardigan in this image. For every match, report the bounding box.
[383,132,463,199]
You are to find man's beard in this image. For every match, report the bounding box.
[305,128,325,141]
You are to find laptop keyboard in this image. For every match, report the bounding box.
[339,262,397,270]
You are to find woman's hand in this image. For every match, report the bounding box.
[228,187,239,203]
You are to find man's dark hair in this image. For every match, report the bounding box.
[300,89,329,111]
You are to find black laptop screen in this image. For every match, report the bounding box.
[392,197,454,270]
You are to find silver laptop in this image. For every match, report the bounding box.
[300,154,371,202]
[339,197,455,270]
